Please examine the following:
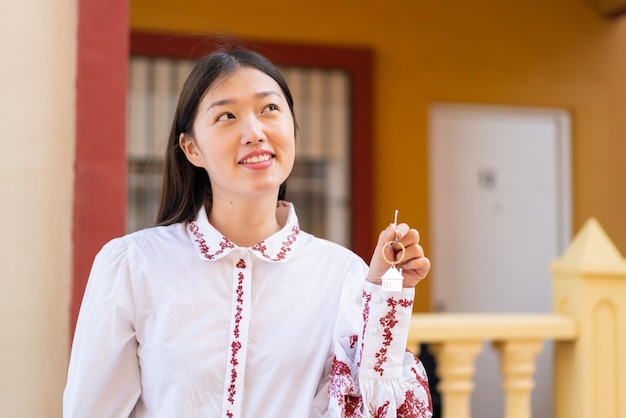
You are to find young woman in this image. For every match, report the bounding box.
[63,48,433,417]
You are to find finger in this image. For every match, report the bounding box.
[395,223,410,240]
[396,243,422,262]
[375,230,397,266]
[391,227,420,263]
[377,223,396,245]
[397,227,420,246]
[401,257,431,281]
[408,242,425,258]
[400,255,430,271]
[395,246,422,267]
[397,241,426,263]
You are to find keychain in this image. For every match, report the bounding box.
[381,210,406,292]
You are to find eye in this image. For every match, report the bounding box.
[264,103,280,112]
[216,112,236,122]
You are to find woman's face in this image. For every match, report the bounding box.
[180,67,295,204]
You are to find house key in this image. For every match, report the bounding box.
[381,210,406,292]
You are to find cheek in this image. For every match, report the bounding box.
[281,121,297,154]
[282,136,296,164]
[198,141,232,172]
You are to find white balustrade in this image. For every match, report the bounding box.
[407,217,626,418]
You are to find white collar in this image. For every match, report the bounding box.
[187,201,301,263]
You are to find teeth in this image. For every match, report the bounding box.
[241,154,272,164]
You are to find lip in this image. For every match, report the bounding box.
[238,150,275,170]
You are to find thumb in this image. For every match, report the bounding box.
[369,224,400,279]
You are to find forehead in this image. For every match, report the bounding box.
[205,67,284,99]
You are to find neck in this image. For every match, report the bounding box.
[208,195,282,247]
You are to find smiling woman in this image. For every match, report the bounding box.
[63,47,433,417]
[175,64,297,246]
[125,33,377,257]
[127,56,352,247]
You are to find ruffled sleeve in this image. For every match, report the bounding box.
[63,237,141,417]
[328,274,432,418]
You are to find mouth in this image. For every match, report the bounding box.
[238,153,274,164]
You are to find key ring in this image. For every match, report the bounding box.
[381,240,406,265]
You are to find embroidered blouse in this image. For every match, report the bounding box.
[63,202,432,417]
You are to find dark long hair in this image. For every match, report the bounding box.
[156,49,297,226]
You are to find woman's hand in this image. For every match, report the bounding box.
[367,223,430,288]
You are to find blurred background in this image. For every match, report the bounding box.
[1,0,625,416]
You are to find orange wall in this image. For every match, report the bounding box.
[130,0,626,312]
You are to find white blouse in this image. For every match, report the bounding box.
[63,202,432,417]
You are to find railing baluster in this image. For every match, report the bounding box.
[493,340,543,418]
[409,313,576,418]
[430,341,482,418]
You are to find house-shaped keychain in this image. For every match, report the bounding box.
[382,265,403,292]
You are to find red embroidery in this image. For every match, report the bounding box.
[410,356,430,391]
[232,273,244,338]
[397,389,432,417]
[372,400,390,418]
[229,343,241,366]
[236,273,244,303]
[409,354,434,414]
[373,297,412,376]
[227,340,241,404]
[349,334,359,349]
[345,395,362,417]
[251,226,299,261]
[236,259,246,269]
[358,290,372,366]
[188,221,234,260]
[330,339,432,418]
[329,356,363,417]
[329,356,351,398]
[398,298,413,309]
[226,271,246,406]
[233,306,243,339]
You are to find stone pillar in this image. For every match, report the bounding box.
[493,339,544,418]
[430,341,483,418]
[550,218,626,418]
[0,0,77,416]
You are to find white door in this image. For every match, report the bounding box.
[428,103,571,418]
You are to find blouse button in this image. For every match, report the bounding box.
[368,326,378,334]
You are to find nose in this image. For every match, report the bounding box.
[240,115,266,145]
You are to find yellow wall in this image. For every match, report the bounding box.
[130,0,626,312]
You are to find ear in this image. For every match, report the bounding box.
[179,133,204,168]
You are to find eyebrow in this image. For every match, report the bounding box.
[206,90,283,112]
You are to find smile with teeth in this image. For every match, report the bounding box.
[239,154,273,164]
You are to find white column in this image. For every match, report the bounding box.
[0,0,77,416]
